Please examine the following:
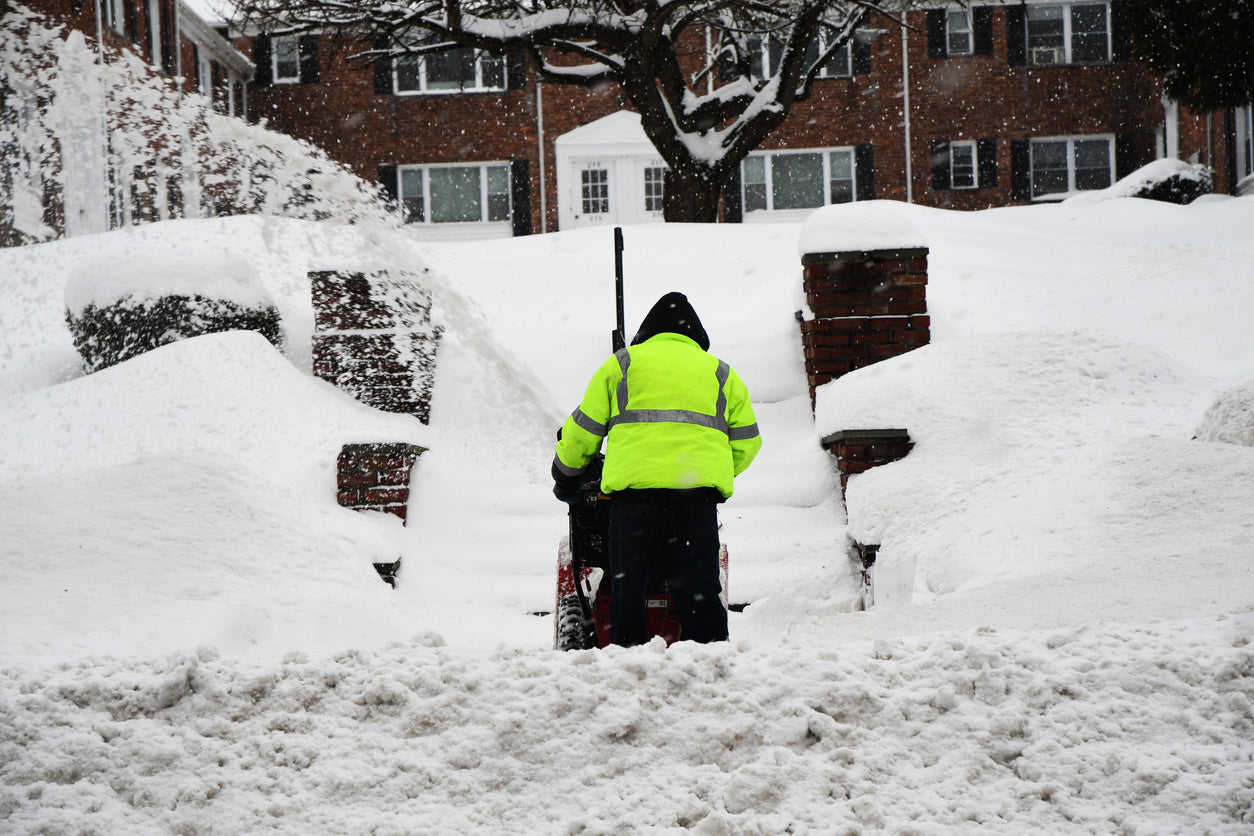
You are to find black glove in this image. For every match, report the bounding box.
[552,458,583,505]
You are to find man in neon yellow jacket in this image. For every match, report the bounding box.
[553,292,761,645]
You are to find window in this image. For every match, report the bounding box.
[581,169,610,215]
[101,0,119,32]
[272,36,300,83]
[1027,3,1110,65]
[947,10,972,56]
[398,163,510,224]
[1238,105,1254,183]
[749,32,851,80]
[950,141,976,189]
[742,149,855,213]
[643,167,665,213]
[1030,136,1113,197]
[395,48,505,94]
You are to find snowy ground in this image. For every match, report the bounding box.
[1,196,1252,833]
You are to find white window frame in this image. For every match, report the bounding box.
[742,147,857,216]
[100,0,124,34]
[1026,2,1111,66]
[393,48,506,95]
[272,35,300,84]
[580,168,610,216]
[946,9,973,56]
[1236,104,1254,185]
[643,166,666,214]
[145,0,162,66]
[398,162,512,226]
[750,32,852,81]
[949,140,978,189]
[1029,134,1115,198]
[197,52,213,98]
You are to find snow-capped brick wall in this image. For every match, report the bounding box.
[820,429,914,502]
[336,442,427,523]
[310,270,441,424]
[799,249,930,407]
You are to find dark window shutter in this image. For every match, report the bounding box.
[298,35,319,84]
[373,36,392,95]
[852,33,871,75]
[192,44,201,89]
[977,138,998,189]
[378,164,398,207]
[510,159,532,236]
[160,0,176,75]
[1111,3,1132,62]
[723,166,743,224]
[253,36,272,87]
[1115,133,1137,180]
[123,0,138,42]
[1006,5,1026,67]
[506,52,526,90]
[1010,139,1031,201]
[974,7,994,56]
[931,140,951,191]
[855,145,875,201]
[927,10,947,59]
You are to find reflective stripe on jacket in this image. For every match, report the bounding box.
[554,332,761,498]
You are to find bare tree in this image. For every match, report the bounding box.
[231,0,911,222]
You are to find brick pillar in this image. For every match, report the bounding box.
[336,442,427,522]
[310,270,441,424]
[799,249,930,409]
[821,429,913,503]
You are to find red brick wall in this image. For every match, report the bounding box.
[336,443,426,523]
[310,270,441,424]
[799,248,930,406]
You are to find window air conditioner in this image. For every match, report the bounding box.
[1031,47,1065,65]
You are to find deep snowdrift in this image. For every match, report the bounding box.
[1,197,1252,832]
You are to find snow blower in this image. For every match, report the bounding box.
[553,229,728,651]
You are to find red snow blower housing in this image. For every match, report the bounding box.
[553,455,729,650]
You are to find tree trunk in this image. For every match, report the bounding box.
[662,167,724,223]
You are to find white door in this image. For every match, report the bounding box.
[636,162,667,224]
[571,162,613,227]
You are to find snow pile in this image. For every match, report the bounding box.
[2,194,1254,831]
[63,253,273,315]
[2,617,1251,834]
[1066,158,1212,204]
[1196,380,1254,447]
[813,329,1254,613]
[0,331,427,661]
[797,201,927,257]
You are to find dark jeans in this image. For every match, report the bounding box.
[607,491,727,646]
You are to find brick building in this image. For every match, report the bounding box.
[5,1,1252,246]
[238,1,1254,239]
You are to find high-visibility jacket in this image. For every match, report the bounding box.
[554,332,761,498]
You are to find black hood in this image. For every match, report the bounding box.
[631,292,710,351]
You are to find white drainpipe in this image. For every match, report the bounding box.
[536,77,547,234]
[900,14,913,203]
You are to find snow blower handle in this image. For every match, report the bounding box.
[611,227,626,352]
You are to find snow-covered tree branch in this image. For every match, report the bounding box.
[230,0,915,221]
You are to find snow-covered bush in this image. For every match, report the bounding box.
[1195,381,1254,447]
[1069,159,1213,205]
[64,255,282,373]
[1,5,392,247]
[1130,162,1213,204]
